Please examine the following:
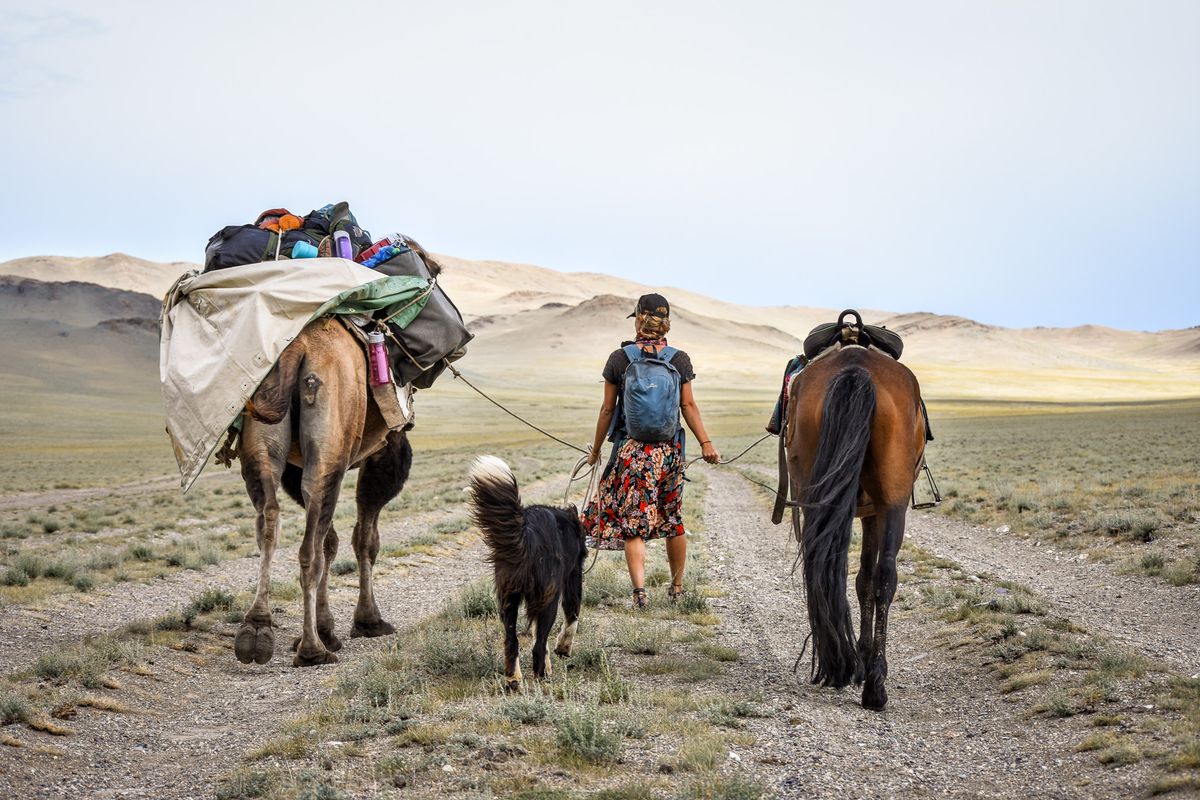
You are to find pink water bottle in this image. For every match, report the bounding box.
[368,331,391,386]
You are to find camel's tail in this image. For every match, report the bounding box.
[247,343,304,424]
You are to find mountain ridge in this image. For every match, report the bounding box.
[1,253,1197,402]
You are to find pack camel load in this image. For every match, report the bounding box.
[159,202,471,666]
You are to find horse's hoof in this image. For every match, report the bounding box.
[554,644,572,658]
[351,619,395,638]
[862,684,888,711]
[504,679,521,693]
[293,648,339,667]
[235,622,274,665]
[292,631,343,652]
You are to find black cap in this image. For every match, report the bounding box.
[627,293,670,319]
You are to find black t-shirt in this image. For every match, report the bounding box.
[602,342,695,388]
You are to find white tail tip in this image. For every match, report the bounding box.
[469,455,513,487]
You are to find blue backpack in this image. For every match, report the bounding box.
[616,344,682,443]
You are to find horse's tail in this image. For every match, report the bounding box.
[800,364,876,688]
[468,456,528,587]
[247,342,304,424]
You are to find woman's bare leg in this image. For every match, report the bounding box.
[623,537,646,590]
[666,534,687,589]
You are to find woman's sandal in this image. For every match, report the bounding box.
[667,584,687,604]
[631,587,649,611]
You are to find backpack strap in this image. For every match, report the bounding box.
[622,343,644,363]
[659,346,678,364]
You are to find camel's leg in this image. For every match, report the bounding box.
[554,562,584,658]
[293,466,343,667]
[863,506,906,710]
[531,593,561,680]
[234,422,290,665]
[281,465,342,653]
[350,431,412,638]
[501,592,523,691]
[855,516,880,685]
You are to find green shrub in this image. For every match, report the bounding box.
[500,695,552,725]
[0,692,32,724]
[128,543,155,561]
[554,703,621,764]
[72,572,96,592]
[331,559,357,576]
[1,567,30,587]
[14,554,45,579]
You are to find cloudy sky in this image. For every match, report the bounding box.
[2,1,1196,330]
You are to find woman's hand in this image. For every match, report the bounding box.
[587,444,601,466]
[701,441,720,464]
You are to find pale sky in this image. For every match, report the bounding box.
[2,1,1197,330]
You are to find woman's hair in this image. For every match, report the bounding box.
[636,311,671,339]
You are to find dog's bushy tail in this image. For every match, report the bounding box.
[468,456,526,580]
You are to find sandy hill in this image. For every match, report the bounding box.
[1,253,1197,403]
[0,253,193,301]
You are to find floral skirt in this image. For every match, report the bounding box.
[583,439,685,551]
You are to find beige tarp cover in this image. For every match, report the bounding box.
[160,259,429,491]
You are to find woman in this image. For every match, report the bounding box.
[583,293,720,610]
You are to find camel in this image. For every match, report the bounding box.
[232,315,412,667]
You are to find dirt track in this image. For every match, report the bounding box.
[699,470,1160,799]
[1,469,1196,798]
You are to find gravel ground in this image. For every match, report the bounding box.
[698,469,1156,800]
[0,518,491,800]
[2,467,1195,799]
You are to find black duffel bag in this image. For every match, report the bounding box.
[373,245,473,389]
[203,225,320,272]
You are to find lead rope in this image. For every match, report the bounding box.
[444,361,589,455]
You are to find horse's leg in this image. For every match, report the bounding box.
[350,431,412,638]
[501,592,523,691]
[862,505,906,710]
[554,564,583,658]
[234,425,289,665]
[855,515,880,685]
[293,465,343,667]
[531,593,561,679]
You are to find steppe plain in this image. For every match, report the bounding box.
[0,252,1197,799]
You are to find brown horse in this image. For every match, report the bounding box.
[233,318,412,667]
[784,336,928,710]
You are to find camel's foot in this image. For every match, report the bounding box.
[292,629,343,653]
[351,618,395,638]
[293,645,339,667]
[234,621,275,665]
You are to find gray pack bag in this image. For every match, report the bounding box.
[373,246,473,389]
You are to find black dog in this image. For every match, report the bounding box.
[468,456,587,690]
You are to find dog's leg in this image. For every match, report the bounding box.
[502,592,523,691]
[532,593,560,679]
[555,564,583,658]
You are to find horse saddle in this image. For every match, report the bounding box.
[802,309,903,361]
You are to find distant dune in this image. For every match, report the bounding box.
[1,253,1197,403]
